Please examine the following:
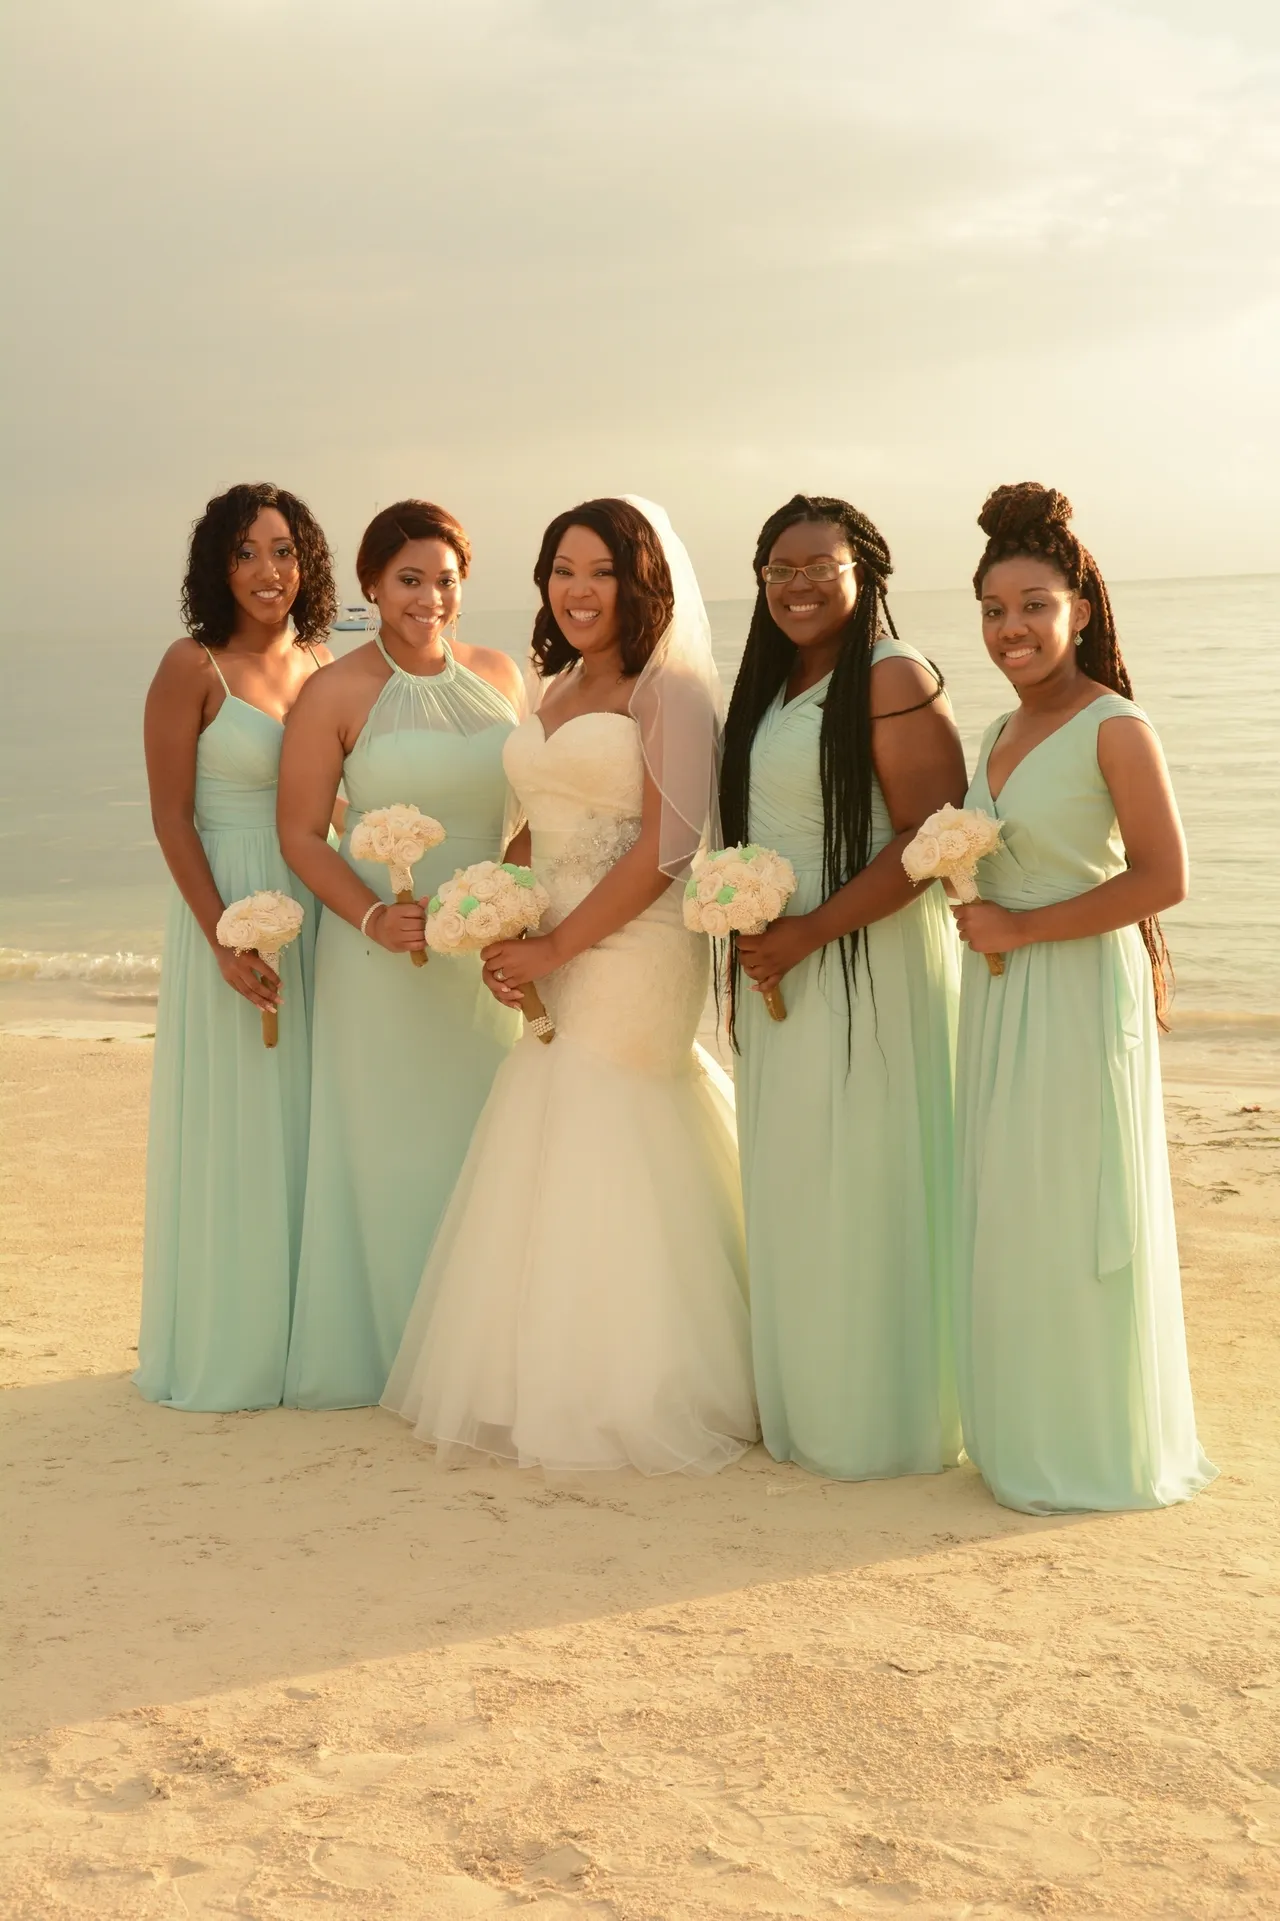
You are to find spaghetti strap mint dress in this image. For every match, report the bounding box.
[136,651,318,1412]
[953,693,1217,1514]
[283,638,521,1410]
[734,635,962,1480]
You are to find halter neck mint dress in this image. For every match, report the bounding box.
[283,637,521,1410]
[734,635,962,1480]
[136,650,319,1412]
[954,693,1217,1514]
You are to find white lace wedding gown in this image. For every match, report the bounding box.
[382,710,759,1474]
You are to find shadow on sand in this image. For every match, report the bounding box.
[4,1369,1084,1738]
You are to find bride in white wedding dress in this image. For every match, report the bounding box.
[381,497,758,1474]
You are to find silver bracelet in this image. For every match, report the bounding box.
[359,900,384,939]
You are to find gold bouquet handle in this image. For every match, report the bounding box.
[396,889,428,968]
[762,985,787,1022]
[261,1007,279,1048]
[521,983,556,1045]
[985,952,1004,977]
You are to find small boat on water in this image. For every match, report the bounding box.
[332,603,373,632]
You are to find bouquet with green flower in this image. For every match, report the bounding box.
[683,843,798,1021]
[426,860,556,1043]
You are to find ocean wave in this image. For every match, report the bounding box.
[0,946,162,985]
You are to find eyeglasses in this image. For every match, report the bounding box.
[761,560,856,586]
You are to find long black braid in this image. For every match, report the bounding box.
[720,493,903,1053]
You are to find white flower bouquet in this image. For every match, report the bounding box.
[215,890,305,1047]
[349,803,446,969]
[901,803,1005,976]
[683,843,798,1021]
[426,860,557,1044]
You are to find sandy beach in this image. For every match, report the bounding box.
[2,1025,1277,1920]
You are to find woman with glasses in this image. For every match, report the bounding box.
[720,494,967,1480]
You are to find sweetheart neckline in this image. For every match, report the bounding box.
[532,710,639,747]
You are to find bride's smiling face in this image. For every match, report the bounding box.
[548,524,619,657]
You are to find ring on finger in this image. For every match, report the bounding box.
[495,968,506,981]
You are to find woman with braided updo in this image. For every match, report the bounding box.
[953,482,1216,1514]
[721,495,967,1480]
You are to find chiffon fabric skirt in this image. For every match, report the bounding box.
[953,927,1218,1514]
[136,821,315,1412]
[735,879,962,1480]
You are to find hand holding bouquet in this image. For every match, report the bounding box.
[216,891,305,1046]
[683,843,798,1021]
[426,860,557,1043]
[349,804,446,969]
[902,804,1005,975]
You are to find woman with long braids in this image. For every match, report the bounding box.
[137,482,336,1410]
[722,494,967,1480]
[953,482,1216,1513]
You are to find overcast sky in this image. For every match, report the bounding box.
[5,0,1279,617]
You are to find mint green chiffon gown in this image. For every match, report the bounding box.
[954,694,1217,1514]
[283,639,521,1410]
[734,635,962,1480]
[136,656,317,1412]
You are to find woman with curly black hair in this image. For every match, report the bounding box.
[720,494,967,1481]
[136,482,336,1412]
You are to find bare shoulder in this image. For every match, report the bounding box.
[869,651,942,719]
[305,640,337,668]
[149,636,216,700]
[288,642,378,722]
[1097,707,1161,769]
[456,642,524,704]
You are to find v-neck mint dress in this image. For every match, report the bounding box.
[734,635,962,1480]
[953,694,1217,1514]
[136,659,318,1412]
[283,639,521,1410]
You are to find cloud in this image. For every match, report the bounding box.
[3,0,1278,611]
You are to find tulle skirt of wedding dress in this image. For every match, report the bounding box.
[381,1032,758,1475]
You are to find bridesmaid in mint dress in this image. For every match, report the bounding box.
[722,494,967,1480]
[137,482,337,1411]
[278,500,524,1409]
[953,482,1217,1514]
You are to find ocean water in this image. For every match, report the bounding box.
[1,574,1276,1021]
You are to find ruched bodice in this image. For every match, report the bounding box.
[972,694,1140,911]
[194,697,284,834]
[747,634,923,877]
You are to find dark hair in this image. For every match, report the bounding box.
[974,480,1172,1026]
[720,493,900,1051]
[181,481,337,648]
[530,498,674,679]
[355,499,472,597]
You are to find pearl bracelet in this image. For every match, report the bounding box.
[359,901,385,939]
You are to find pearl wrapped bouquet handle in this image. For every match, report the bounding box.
[426,860,557,1043]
